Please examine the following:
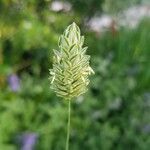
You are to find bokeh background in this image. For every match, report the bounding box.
[0,0,150,150]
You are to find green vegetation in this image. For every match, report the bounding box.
[0,0,150,150]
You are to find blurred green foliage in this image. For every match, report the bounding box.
[0,0,150,150]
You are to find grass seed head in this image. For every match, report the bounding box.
[49,22,94,99]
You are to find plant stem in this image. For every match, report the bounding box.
[65,100,71,150]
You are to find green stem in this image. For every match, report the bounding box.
[65,100,71,150]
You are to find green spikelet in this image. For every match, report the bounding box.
[49,22,94,99]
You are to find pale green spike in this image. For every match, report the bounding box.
[49,22,94,150]
[49,22,94,99]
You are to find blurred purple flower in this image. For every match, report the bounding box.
[21,133,38,150]
[140,124,150,134]
[8,74,20,92]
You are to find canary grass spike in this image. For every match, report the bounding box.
[49,22,94,150]
[49,22,94,99]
